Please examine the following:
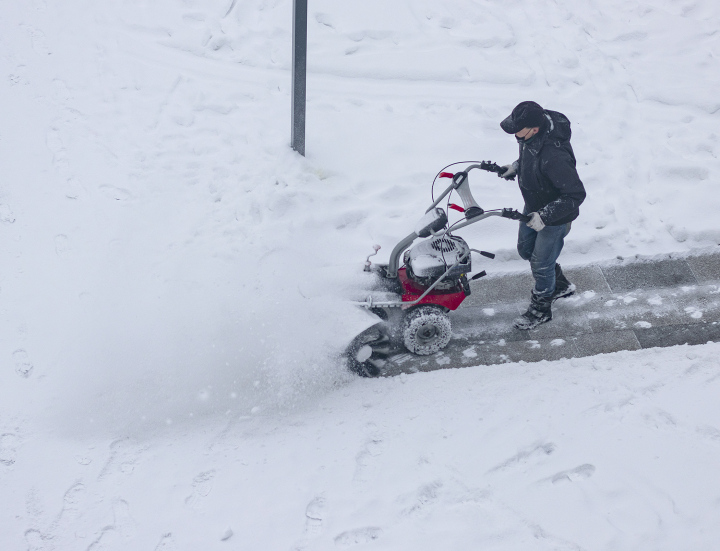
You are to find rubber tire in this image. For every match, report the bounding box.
[346,323,392,377]
[402,306,452,355]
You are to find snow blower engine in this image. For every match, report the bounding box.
[346,161,529,377]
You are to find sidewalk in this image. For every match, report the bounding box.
[382,251,720,376]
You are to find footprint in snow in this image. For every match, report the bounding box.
[696,425,720,443]
[62,482,86,509]
[154,533,178,551]
[488,441,556,473]
[0,204,15,223]
[551,464,596,484]
[334,527,382,547]
[97,438,145,481]
[13,349,34,378]
[113,498,137,539]
[75,450,93,465]
[354,437,384,483]
[305,495,326,534]
[185,470,215,508]
[22,25,52,56]
[46,127,65,156]
[85,526,121,551]
[55,234,70,257]
[8,73,26,86]
[643,409,676,429]
[401,480,442,516]
[99,185,132,201]
[24,528,50,551]
[0,433,21,465]
[55,482,87,526]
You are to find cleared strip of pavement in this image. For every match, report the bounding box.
[381,250,720,376]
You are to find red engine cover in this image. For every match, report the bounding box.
[397,268,467,310]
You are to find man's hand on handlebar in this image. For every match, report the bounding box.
[478,160,517,181]
[500,208,531,223]
[500,161,519,180]
[526,212,545,231]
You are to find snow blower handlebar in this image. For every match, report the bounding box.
[500,208,531,223]
[426,166,485,213]
[385,164,529,278]
[426,162,516,213]
[442,208,529,233]
[434,163,530,230]
[478,160,515,180]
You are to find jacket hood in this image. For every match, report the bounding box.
[545,110,572,143]
[522,110,572,154]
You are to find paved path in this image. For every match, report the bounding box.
[382,251,720,376]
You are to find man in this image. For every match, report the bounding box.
[499,101,586,330]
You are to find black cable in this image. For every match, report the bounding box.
[431,160,483,202]
[428,162,497,276]
[445,217,466,237]
[447,208,507,236]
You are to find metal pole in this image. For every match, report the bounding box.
[291,0,307,156]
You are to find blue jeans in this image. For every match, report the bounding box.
[517,221,571,298]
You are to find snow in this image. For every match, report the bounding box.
[2,0,720,549]
[7,344,720,550]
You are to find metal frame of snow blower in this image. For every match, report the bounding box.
[355,163,529,311]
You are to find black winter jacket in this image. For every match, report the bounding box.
[516,110,586,226]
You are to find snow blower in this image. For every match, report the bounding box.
[346,161,529,377]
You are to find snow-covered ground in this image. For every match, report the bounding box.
[7,343,720,550]
[2,0,720,549]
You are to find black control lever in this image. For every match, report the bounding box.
[479,161,516,181]
[501,208,531,223]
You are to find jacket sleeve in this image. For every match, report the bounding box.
[537,146,586,225]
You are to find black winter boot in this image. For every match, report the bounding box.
[513,292,553,330]
[552,263,576,302]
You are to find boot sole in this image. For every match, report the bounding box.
[552,284,576,303]
[513,315,552,330]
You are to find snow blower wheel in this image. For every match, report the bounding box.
[402,306,452,355]
[346,323,393,377]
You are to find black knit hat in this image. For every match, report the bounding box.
[500,101,546,134]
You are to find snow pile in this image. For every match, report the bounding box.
[2,0,720,549]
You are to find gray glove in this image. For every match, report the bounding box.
[526,212,545,231]
[500,161,519,180]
